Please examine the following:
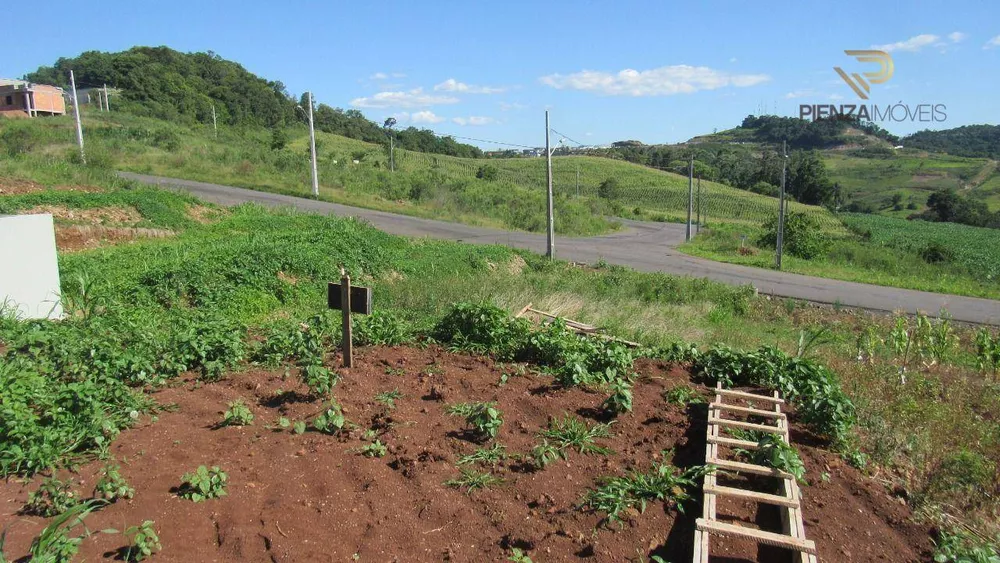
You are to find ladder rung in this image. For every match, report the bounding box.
[707,435,759,449]
[711,403,786,418]
[710,458,794,479]
[714,388,784,404]
[709,416,785,435]
[704,484,800,508]
[696,519,817,554]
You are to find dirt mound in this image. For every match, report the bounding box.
[0,178,103,196]
[0,348,932,562]
[187,203,227,224]
[55,224,174,252]
[23,205,142,226]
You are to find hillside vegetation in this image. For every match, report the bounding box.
[0,110,843,235]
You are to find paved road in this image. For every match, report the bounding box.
[120,172,1000,325]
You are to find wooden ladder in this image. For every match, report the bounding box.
[692,383,818,562]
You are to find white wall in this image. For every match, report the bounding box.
[0,214,63,320]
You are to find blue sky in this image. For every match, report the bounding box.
[7,0,1000,148]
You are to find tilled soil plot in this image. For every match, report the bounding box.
[0,348,933,562]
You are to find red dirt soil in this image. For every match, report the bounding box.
[0,348,933,562]
[0,178,103,196]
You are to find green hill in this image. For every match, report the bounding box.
[0,109,843,236]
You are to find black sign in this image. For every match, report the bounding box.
[328,283,372,315]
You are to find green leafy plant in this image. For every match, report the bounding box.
[507,547,534,563]
[444,469,503,493]
[934,528,1000,563]
[432,302,531,360]
[359,440,388,458]
[446,402,503,440]
[662,385,706,406]
[24,477,77,517]
[114,520,162,562]
[457,444,507,466]
[301,364,337,397]
[178,466,228,502]
[747,434,807,484]
[27,500,102,563]
[221,399,254,426]
[94,463,135,502]
[355,311,411,346]
[975,328,1000,379]
[582,459,711,525]
[601,378,634,415]
[531,440,566,469]
[374,389,403,409]
[538,414,612,456]
[312,401,347,434]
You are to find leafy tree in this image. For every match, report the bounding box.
[758,212,828,259]
[787,150,834,205]
[598,178,620,199]
[269,128,288,151]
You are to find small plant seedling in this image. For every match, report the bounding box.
[601,378,633,415]
[221,399,254,426]
[293,420,307,434]
[531,439,567,469]
[507,547,534,562]
[109,520,161,562]
[444,469,503,494]
[457,443,507,466]
[27,500,101,563]
[421,363,444,376]
[359,440,388,458]
[178,466,228,502]
[24,476,77,517]
[94,463,135,502]
[538,414,613,456]
[313,401,347,434]
[662,385,706,406]
[582,457,711,525]
[374,389,403,409]
[383,366,406,377]
[301,364,337,396]
[446,402,503,440]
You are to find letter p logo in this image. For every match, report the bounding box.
[834,50,893,100]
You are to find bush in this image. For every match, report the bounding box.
[758,212,828,259]
[920,241,955,264]
[476,164,499,181]
[598,178,620,200]
[433,302,531,359]
[355,310,411,346]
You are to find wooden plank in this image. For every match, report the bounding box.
[708,415,785,435]
[707,435,759,449]
[709,458,794,479]
[711,402,787,419]
[715,388,784,404]
[695,519,817,555]
[704,485,799,508]
[514,303,533,318]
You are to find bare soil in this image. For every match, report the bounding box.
[54,224,175,252]
[22,205,143,226]
[0,348,933,562]
[0,178,103,196]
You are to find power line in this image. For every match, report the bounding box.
[548,128,588,148]
[436,134,536,150]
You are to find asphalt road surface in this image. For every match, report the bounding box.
[120,172,1000,325]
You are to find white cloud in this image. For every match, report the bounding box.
[350,88,459,109]
[828,93,844,100]
[872,34,939,52]
[369,72,388,80]
[499,101,526,111]
[452,116,496,126]
[538,65,770,96]
[729,57,738,63]
[986,35,1000,49]
[948,31,967,43]
[411,110,445,124]
[783,89,815,99]
[433,78,506,94]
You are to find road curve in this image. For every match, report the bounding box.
[120,172,1000,325]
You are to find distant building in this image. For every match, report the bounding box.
[0,80,66,118]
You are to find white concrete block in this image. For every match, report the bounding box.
[0,214,63,320]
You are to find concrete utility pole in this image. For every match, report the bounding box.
[103,84,110,111]
[545,110,554,259]
[383,117,397,172]
[211,104,218,138]
[686,155,694,241]
[307,91,319,199]
[69,71,85,164]
[776,140,788,270]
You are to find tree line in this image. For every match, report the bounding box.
[26,46,481,158]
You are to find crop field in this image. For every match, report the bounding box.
[1,110,845,236]
[1,141,999,561]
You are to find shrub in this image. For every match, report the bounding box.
[920,241,955,264]
[24,476,78,517]
[94,463,135,502]
[924,450,996,510]
[598,178,620,199]
[446,402,503,440]
[433,302,531,359]
[476,164,499,181]
[355,310,410,346]
[758,212,828,259]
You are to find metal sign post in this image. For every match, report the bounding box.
[328,269,372,368]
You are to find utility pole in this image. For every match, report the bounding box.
[776,140,788,270]
[103,84,110,111]
[307,91,319,199]
[545,110,554,259]
[696,176,702,234]
[69,70,85,164]
[686,154,694,241]
[383,117,397,172]
[211,104,218,138]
